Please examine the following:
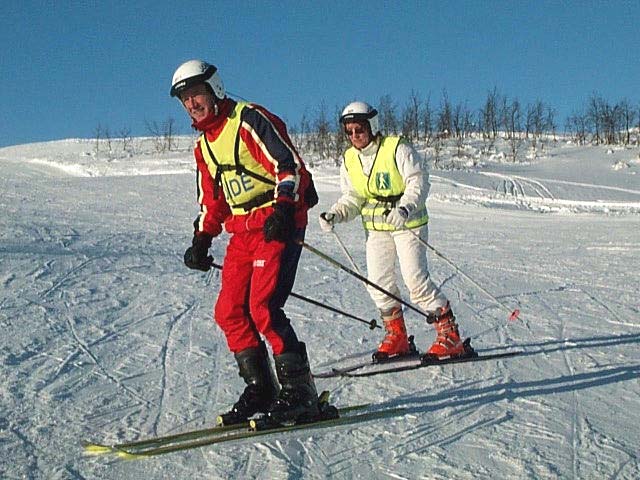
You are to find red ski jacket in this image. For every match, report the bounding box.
[190,98,317,237]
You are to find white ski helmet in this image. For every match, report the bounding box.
[170,59,225,99]
[340,101,379,135]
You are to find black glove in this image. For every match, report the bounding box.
[263,203,295,243]
[184,233,213,271]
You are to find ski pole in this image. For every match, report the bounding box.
[406,229,520,321]
[209,262,380,329]
[332,232,386,313]
[332,231,362,274]
[298,240,431,319]
[289,291,379,329]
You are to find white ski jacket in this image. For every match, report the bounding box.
[331,136,429,222]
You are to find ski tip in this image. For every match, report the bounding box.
[116,449,146,460]
[83,444,112,455]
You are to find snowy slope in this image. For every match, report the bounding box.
[0,138,639,479]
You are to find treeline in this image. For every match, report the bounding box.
[92,89,639,163]
[92,119,184,158]
[566,94,638,146]
[291,89,640,165]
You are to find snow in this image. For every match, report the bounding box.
[1,136,639,479]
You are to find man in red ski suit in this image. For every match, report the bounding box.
[170,59,321,425]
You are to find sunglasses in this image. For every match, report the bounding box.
[345,127,366,137]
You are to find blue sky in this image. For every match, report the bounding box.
[2,0,639,147]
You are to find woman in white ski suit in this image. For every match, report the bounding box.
[319,101,465,359]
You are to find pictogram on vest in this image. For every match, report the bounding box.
[199,102,276,215]
[344,136,429,231]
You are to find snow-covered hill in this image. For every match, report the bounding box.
[1,137,638,479]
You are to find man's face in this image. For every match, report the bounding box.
[344,121,373,149]
[179,83,216,122]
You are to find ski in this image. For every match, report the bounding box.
[84,391,366,458]
[313,336,421,379]
[84,420,250,456]
[88,404,403,459]
[314,351,422,378]
[342,350,523,378]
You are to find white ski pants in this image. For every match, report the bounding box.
[365,227,448,314]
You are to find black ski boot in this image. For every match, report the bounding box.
[217,342,278,426]
[266,342,321,425]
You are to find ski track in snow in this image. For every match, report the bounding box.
[151,302,196,436]
[1,139,639,479]
[430,165,640,214]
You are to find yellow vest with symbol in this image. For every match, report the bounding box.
[198,102,276,215]
[344,136,428,231]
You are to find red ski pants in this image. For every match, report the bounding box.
[214,229,303,355]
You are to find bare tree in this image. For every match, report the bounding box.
[566,111,588,145]
[93,124,103,157]
[432,134,444,169]
[331,105,348,166]
[421,94,434,146]
[546,106,557,142]
[587,93,604,145]
[119,127,134,155]
[600,101,620,145]
[291,110,308,153]
[310,102,333,160]
[504,98,522,161]
[525,100,546,152]
[401,90,421,141]
[145,119,162,152]
[378,95,398,135]
[618,99,636,146]
[145,118,177,153]
[103,127,113,157]
[480,87,501,139]
[452,102,472,157]
[477,108,495,156]
[500,96,511,139]
[165,118,177,151]
[436,90,452,138]
[297,110,312,153]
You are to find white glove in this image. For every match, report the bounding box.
[319,211,339,232]
[386,206,409,229]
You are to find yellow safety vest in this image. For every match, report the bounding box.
[198,102,276,215]
[344,136,429,231]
